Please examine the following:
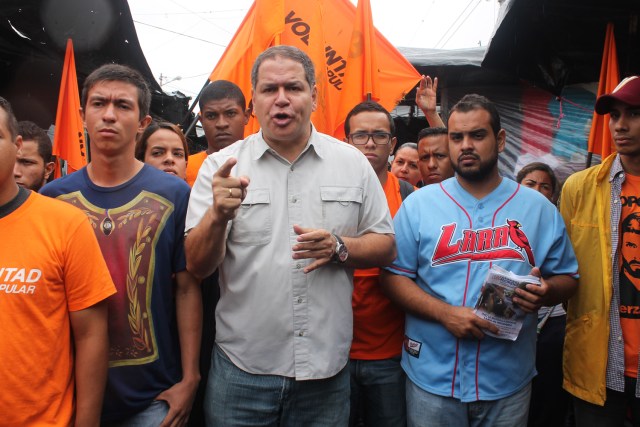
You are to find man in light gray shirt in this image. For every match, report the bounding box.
[185,45,395,426]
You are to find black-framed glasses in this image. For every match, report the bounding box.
[348,132,392,145]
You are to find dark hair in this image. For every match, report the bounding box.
[449,94,501,137]
[17,121,52,163]
[622,212,640,234]
[0,96,19,140]
[135,121,189,161]
[417,126,448,141]
[344,101,395,136]
[516,162,559,194]
[82,64,151,119]
[251,45,315,90]
[199,80,247,111]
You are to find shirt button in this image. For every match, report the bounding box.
[613,227,617,232]
[614,199,618,204]
[299,331,305,337]
[478,204,484,209]
[296,263,302,269]
[292,197,297,203]
[619,335,623,342]
[297,297,303,303]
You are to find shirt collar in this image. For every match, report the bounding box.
[609,154,625,183]
[251,124,324,162]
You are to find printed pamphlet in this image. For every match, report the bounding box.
[473,265,540,341]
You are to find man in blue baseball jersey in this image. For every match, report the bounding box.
[381,94,579,426]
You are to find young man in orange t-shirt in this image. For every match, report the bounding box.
[0,96,116,426]
[186,80,250,187]
[344,101,410,426]
[184,79,250,426]
[561,76,640,426]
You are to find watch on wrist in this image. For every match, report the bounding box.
[332,234,348,263]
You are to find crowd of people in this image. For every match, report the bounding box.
[0,44,639,427]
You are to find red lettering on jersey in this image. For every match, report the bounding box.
[460,230,476,252]
[493,226,509,248]
[432,222,532,266]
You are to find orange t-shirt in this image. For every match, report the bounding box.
[186,150,208,187]
[619,173,640,378]
[351,172,405,359]
[0,192,116,426]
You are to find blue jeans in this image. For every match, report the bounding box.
[406,378,531,427]
[205,345,350,426]
[349,357,406,426]
[102,400,169,427]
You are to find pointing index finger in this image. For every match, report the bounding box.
[215,157,237,178]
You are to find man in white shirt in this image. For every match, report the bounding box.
[185,45,395,426]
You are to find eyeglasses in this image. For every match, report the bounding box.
[348,132,392,145]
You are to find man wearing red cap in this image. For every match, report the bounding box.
[560,76,640,426]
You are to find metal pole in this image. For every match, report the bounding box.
[181,79,210,126]
[184,114,200,137]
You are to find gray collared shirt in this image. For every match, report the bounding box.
[606,154,640,397]
[186,127,393,380]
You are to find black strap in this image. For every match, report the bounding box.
[0,186,29,219]
[398,179,414,201]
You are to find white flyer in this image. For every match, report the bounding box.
[473,265,541,341]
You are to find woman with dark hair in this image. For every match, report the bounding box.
[135,121,189,180]
[516,162,558,203]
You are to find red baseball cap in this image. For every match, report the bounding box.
[595,76,640,114]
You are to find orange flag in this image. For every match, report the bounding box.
[333,0,380,140]
[208,0,420,139]
[587,23,619,161]
[209,0,285,135]
[53,39,87,178]
[307,1,335,134]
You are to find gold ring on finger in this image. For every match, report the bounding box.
[228,188,233,198]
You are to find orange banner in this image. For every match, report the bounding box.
[208,0,420,139]
[209,0,284,135]
[334,0,380,140]
[52,39,87,177]
[587,23,619,159]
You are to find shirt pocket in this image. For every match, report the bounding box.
[229,188,272,245]
[320,186,363,236]
[569,219,599,251]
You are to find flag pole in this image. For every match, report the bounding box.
[184,113,200,137]
[585,152,593,168]
[181,79,210,128]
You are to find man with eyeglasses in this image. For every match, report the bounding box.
[344,101,413,426]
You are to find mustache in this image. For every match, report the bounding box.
[458,151,479,161]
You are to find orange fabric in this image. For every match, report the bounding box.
[209,0,285,136]
[619,174,640,378]
[306,0,335,134]
[351,172,404,359]
[53,39,87,178]
[186,150,208,188]
[587,23,619,158]
[0,192,115,426]
[207,0,420,139]
[333,0,379,140]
